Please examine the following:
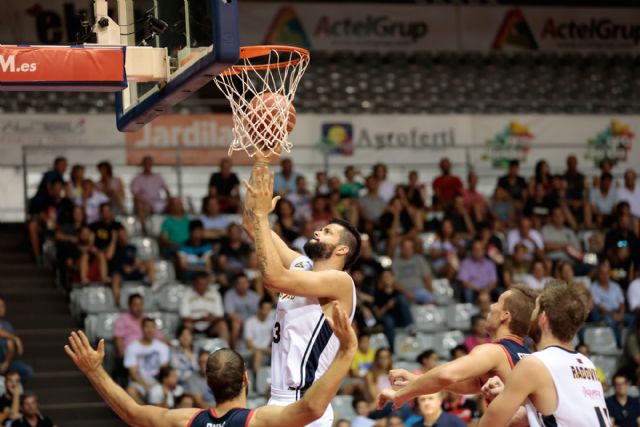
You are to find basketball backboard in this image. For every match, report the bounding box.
[114,0,240,131]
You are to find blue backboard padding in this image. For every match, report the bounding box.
[115,0,240,132]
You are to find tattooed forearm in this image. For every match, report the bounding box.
[252,215,269,273]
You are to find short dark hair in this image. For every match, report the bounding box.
[99,202,111,212]
[613,373,630,385]
[193,271,210,283]
[142,317,156,327]
[601,172,613,182]
[470,314,484,328]
[189,219,204,232]
[358,331,371,340]
[233,273,248,283]
[206,348,246,404]
[175,393,195,407]
[352,396,369,411]
[509,159,520,167]
[97,161,113,176]
[259,296,274,308]
[5,370,20,381]
[20,392,37,407]
[450,344,467,359]
[539,280,589,342]
[328,218,361,270]
[416,349,436,364]
[128,293,143,306]
[54,157,67,165]
[157,366,175,383]
[503,285,539,337]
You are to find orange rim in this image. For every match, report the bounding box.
[220,45,310,76]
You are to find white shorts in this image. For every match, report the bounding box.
[268,389,334,427]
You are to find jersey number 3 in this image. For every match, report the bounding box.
[273,322,281,343]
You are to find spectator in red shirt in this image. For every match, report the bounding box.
[432,158,463,210]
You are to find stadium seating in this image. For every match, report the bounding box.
[411,306,447,333]
[84,312,120,343]
[255,366,272,395]
[154,283,189,312]
[119,283,154,310]
[332,395,357,421]
[445,303,480,331]
[584,327,619,356]
[130,237,160,261]
[369,333,391,351]
[78,286,117,314]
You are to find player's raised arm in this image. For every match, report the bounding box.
[242,162,301,268]
[244,167,354,302]
[378,343,503,410]
[64,331,197,427]
[249,302,357,427]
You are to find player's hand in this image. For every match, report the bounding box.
[243,166,279,216]
[326,301,356,354]
[388,368,417,389]
[64,330,105,375]
[481,376,504,403]
[377,387,407,410]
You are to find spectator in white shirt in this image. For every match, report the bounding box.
[124,318,171,403]
[75,179,109,224]
[147,366,183,408]
[244,297,275,375]
[523,259,551,291]
[223,273,260,350]
[179,272,229,342]
[590,260,629,348]
[373,163,395,203]
[507,216,544,260]
[285,176,312,222]
[617,169,640,219]
[627,277,640,313]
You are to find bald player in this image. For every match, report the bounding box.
[377,285,537,410]
[64,302,357,427]
[479,281,608,427]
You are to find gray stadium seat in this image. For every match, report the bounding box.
[154,283,188,312]
[369,333,390,351]
[630,386,639,398]
[154,260,176,284]
[84,312,120,343]
[194,338,230,355]
[434,331,465,359]
[119,283,154,311]
[431,279,454,305]
[79,286,117,314]
[411,306,446,333]
[255,366,271,395]
[445,303,480,331]
[130,236,159,261]
[247,397,267,410]
[116,215,144,237]
[419,232,437,253]
[146,312,180,340]
[148,215,167,237]
[584,327,619,356]
[332,395,356,421]
[589,355,617,383]
[395,333,435,362]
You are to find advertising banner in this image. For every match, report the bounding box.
[238,3,458,52]
[460,7,640,53]
[0,46,126,90]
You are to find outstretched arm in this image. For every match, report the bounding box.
[379,344,502,409]
[64,331,198,427]
[479,357,543,427]
[249,302,357,427]
[244,167,353,303]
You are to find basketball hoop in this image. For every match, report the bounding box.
[213,45,310,159]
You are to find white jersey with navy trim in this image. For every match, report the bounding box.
[525,346,610,427]
[268,255,356,425]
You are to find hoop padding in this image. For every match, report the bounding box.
[213,46,310,158]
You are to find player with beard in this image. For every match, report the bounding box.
[243,166,360,427]
[479,281,607,427]
[376,285,537,410]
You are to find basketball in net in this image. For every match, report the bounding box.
[213,45,310,158]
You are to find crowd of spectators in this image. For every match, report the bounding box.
[25,152,640,425]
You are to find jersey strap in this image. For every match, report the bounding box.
[495,337,530,369]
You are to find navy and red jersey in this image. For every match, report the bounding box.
[495,337,531,369]
[187,408,255,427]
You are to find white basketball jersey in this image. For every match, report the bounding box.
[525,346,610,427]
[270,255,356,399]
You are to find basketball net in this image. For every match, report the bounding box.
[214,46,310,160]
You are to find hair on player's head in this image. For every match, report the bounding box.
[328,218,361,270]
[206,348,246,404]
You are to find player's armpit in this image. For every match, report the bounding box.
[478,356,545,427]
[249,404,317,427]
[270,269,352,301]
